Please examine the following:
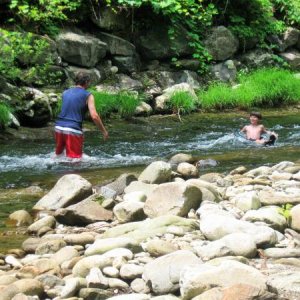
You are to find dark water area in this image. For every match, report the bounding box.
[0,110,299,251]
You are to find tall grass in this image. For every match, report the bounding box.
[198,68,300,109]
[0,103,11,128]
[90,89,141,119]
[168,91,197,114]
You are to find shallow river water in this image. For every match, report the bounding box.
[0,110,299,251]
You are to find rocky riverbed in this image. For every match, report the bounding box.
[1,154,300,300]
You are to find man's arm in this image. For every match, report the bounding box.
[87,94,108,140]
[261,125,278,137]
[240,126,247,133]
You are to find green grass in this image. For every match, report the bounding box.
[90,89,141,119]
[0,103,12,129]
[198,68,300,109]
[168,91,197,114]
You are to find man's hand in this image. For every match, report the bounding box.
[102,130,109,140]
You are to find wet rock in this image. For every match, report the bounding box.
[34,174,92,210]
[144,182,202,218]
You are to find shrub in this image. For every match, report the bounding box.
[117,91,141,119]
[0,103,12,129]
[168,90,196,114]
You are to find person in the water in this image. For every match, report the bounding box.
[240,112,277,145]
[55,72,108,158]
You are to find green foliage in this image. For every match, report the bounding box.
[0,103,12,129]
[278,203,293,223]
[9,0,82,34]
[272,0,300,27]
[198,68,300,109]
[168,90,196,114]
[0,29,54,84]
[89,89,141,119]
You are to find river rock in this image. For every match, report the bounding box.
[135,101,153,116]
[22,238,42,253]
[106,294,150,300]
[180,260,267,300]
[169,153,195,165]
[36,274,64,289]
[12,279,44,296]
[144,182,202,218]
[267,271,300,299]
[194,233,257,260]
[143,250,202,294]
[25,258,60,275]
[113,200,146,223]
[62,233,95,245]
[230,191,261,212]
[66,65,101,85]
[187,179,222,202]
[33,174,92,210]
[27,215,56,234]
[290,204,300,231]
[35,239,66,255]
[101,215,198,242]
[103,266,119,278]
[138,161,172,184]
[143,240,179,257]
[151,296,180,300]
[8,210,33,226]
[79,287,114,299]
[131,278,150,293]
[204,26,239,61]
[264,248,300,258]
[56,32,107,67]
[123,191,147,202]
[108,277,129,289]
[120,264,144,280]
[97,173,137,196]
[200,214,278,247]
[85,237,139,256]
[124,181,158,197]
[258,189,300,205]
[242,206,287,231]
[55,195,113,225]
[210,59,237,82]
[177,163,199,178]
[86,267,108,289]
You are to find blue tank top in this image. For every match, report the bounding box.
[56,87,91,131]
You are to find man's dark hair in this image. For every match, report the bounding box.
[75,72,91,86]
[250,111,262,119]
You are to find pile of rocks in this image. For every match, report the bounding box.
[2,155,300,300]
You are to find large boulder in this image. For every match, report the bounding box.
[180,260,267,300]
[136,24,193,60]
[209,60,237,82]
[113,200,146,223]
[66,66,101,85]
[279,50,300,70]
[112,55,141,74]
[200,214,278,247]
[33,174,92,210]
[204,26,239,61]
[144,182,202,218]
[54,194,113,225]
[143,250,202,295]
[56,32,107,67]
[268,27,300,52]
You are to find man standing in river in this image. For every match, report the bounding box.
[55,72,108,158]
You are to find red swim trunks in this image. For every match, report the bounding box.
[55,126,84,158]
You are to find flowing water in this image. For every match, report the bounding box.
[0,110,299,251]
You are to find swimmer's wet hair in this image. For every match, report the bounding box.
[75,72,91,86]
[250,112,262,119]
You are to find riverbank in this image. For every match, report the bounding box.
[1,158,300,299]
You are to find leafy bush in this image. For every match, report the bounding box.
[0,103,12,129]
[198,68,300,109]
[168,90,196,114]
[0,30,54,84]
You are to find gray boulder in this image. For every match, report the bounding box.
[66,66,101,85]
[238,49,275,69]
[54,194,113,225]
[204,26,239,61]
[280,50,300,70]
[144,182,202,218]
[56,32,107,67]
[210,60,237,82]
[33,174,92,210]
[139,161,172,184]
[113,200,146,223]
[112,55,141,74]
[8,210,33,227]
[143,250,201,294]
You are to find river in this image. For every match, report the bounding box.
[0,110,299,251]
